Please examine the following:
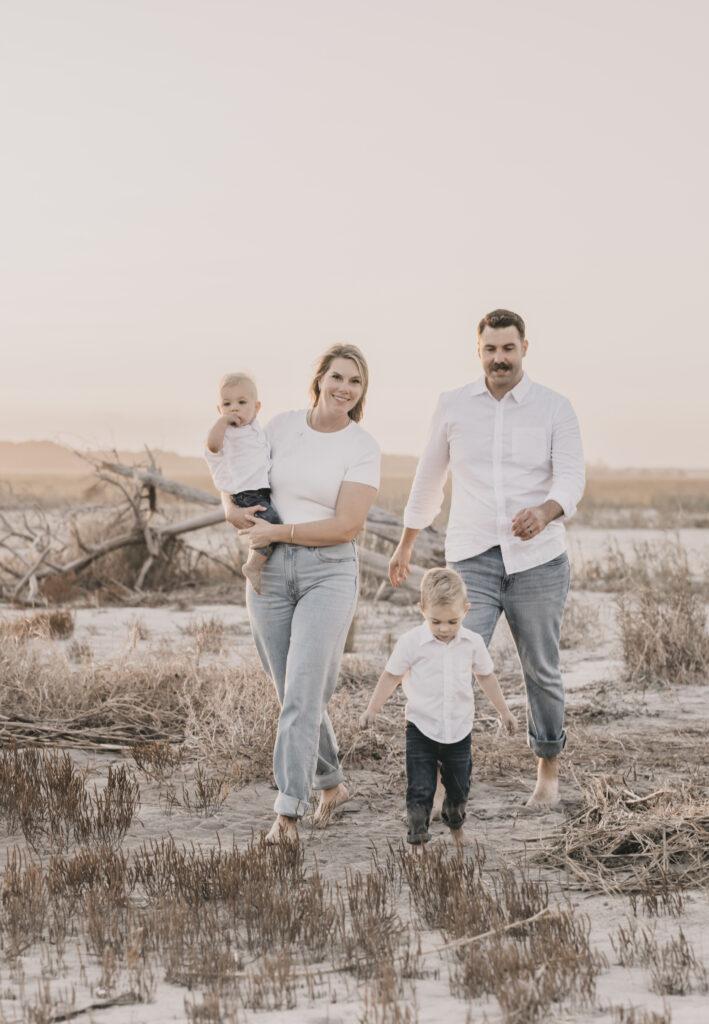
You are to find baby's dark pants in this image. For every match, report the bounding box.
[405,722,472,844]
[231,488,281,557]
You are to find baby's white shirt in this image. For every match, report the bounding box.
[204,420,271,494]
[385,623,494,744]
[265,410,380,524]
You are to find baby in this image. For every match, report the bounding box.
[360,567,517,846]
[205,373,281,593]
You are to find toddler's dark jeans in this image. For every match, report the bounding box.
[231,488,281,557]
[405,721,472,845]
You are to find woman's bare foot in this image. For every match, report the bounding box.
[525,756,560,809]
[265,815,298,844]
[312,784,349,827]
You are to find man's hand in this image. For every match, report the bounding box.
[511,500,563,541]
[389,544,413,586]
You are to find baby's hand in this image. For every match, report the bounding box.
[500,710,518,736]
[359,709,377,729]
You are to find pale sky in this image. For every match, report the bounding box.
[2,0,708,467]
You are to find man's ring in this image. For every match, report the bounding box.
[528,527,533,533]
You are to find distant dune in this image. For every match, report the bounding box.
[0,440,419,479]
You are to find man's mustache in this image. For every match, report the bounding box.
[492,363,511,371]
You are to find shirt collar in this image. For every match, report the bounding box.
[419,623,466,646]
[469,373,533,403]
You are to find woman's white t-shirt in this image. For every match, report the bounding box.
[266,410,381,523]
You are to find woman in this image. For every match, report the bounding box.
[237,344,380,843]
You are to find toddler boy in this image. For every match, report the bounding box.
[360,567,517,846]
[205,373,280,593]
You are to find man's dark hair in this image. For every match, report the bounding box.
[477,309,526,342]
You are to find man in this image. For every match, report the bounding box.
[389,309,585,808]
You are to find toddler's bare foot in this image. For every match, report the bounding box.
[265,815,298,844]
[430,770,445,821]
[313,784,349,827]
[449,826,472,847]
[242,562,262,594]
[525,756,560,809]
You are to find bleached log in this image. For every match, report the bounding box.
[100,463,220,506]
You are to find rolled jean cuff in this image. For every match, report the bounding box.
[528,731,566,759]
[274,792,310,819]
[311,767,345,792]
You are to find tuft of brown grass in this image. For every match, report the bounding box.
[0,609,75,640]
[0,747,140,852]
[615,541,709,687]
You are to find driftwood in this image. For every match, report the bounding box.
[0,456,444,601]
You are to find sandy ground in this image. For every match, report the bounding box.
[1,526,708,1023]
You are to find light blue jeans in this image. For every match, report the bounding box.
[246,541,358,818]
[450,547,570,759]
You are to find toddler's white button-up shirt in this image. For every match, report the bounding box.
[403,374,585,574]
[385,623,494,744]
[204,420,271,494]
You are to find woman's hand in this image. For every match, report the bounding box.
[239,518,279,549]
[221,492,265,531]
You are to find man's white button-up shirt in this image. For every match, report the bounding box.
[385,623,494,744]
[403,374,585,574]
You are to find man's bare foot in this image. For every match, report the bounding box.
[430,770,445,821]
[449,826,472,847]
[265,815,298,844]
[312,784,349,827]
[525,756,560,809]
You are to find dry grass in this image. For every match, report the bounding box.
[615,546,709,687]
[0,609,75,640]
[611,917,708,996]
[532,776,709,898]
[0,746,140,852]
[0,833,610,1023]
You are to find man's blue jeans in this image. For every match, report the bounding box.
[450,547,570,759]
[246,541,358,818]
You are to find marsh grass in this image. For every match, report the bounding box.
[0,609,75,640]
[611,917,707,996]
[616,549,709,687]
[0,834,609,1023]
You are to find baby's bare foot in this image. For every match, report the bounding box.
[242,563,262,594]
[265,815,298,844]
[313,784,349,827]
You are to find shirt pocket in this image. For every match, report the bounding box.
[510,427,548,466]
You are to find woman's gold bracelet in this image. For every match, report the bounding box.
[290,524,295,543]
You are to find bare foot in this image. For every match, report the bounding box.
[525,756,560,809]
[430,769,444,822]
[312,784,349,827]
[449,826,472,847]
[242,562,262,594]
[265,815,298,844]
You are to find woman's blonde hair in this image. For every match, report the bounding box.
[309,344,369,423]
